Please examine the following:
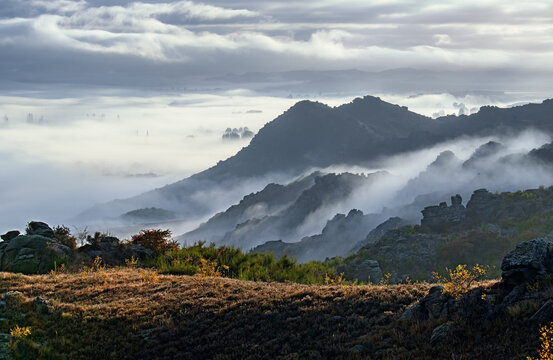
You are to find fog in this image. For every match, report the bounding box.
[211,129,553,251]
[1,90,552,237]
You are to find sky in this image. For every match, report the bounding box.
[1,0,553,231]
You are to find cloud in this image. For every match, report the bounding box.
[1,0,553,88]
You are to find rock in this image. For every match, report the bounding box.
[420,195,466,232]
[430,322,454,346]
[501,238,553,288]
[26,221,55,238]
[78,237,154,266]
[399,302,426,321]
[343,259,383,283]
[3,291,25,309]
[349,344,365,353]
[34,296,53,315]
[0,231,19,242]
[0,235,72,274]
[400,286,457,321]
[530,299,553,325]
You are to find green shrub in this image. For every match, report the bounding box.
[146,242,336,284]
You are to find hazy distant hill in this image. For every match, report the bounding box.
[77,97,553,224]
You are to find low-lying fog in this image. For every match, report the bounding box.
[0,89,551,236]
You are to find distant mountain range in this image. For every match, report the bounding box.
[77,96,553,253]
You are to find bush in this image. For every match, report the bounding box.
[130,229,179,255]
[433,264,488,299]
[53,225,77,250]
[147,242,337,284]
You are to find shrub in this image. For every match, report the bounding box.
[146,242,337,284]
[130,229,178,255]
[433,264,488,299]
[53,225,77,249]
[528,321,553,360]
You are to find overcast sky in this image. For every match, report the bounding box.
[1,0,552,89]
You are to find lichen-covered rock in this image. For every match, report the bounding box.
[501,238,553,288]
[0,235,72,274]
[430,322,454,346]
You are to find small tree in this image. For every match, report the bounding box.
[130,229,178,255]
[53,225,77,250]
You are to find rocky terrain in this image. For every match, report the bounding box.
[2,236,553,359]
[336,186,553,283]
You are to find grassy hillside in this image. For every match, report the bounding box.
[0,268,545,359]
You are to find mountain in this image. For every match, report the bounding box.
[180,172,388,250]
[251,209,386,262]
[332,185,553,283]
[77,97,553,225]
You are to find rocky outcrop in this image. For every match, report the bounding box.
[0,223,73,274]
[26,221,55,238]
[0,231,19,242]
[337,259,383,283]
[78,236,154,266]
[401,238,553,324]
[500,238,553,289]
[420,194,466,232]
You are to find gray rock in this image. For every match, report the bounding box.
[0,230,19,242]
[430,322,454,346]
[349,344,365,353]
[3,291,25,309]
[530,299,553,325]
[400,286,457,321]
[78,238,154,265]
[26,221,55,238]
[0,235,72,274]
[421,195,466,232]
[344,259,383,283]
[34,296,53,315]
[501,238,553,288]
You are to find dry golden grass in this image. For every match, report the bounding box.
[0,269,542,359]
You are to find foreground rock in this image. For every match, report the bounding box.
[402,237,553,324]
[0,222,72,274]
[78,236,153,266]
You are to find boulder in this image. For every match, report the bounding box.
[430,322,454,346]
[0,235,72,274]
[78,237,154,265]
[342,259,383,283]
[26,221,55,238]
[530,299,553,325]
[0,231,19,242]
[501,238,553,288]
[400,286,457,321]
